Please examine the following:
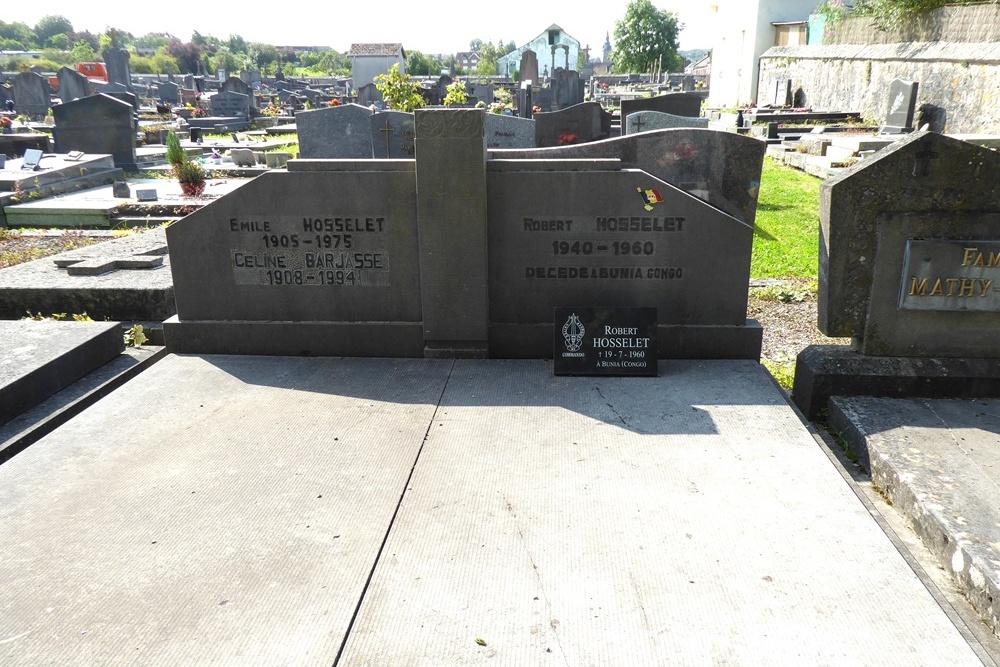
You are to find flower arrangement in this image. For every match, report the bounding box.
[327,99,341,107]
[0,116,11,130]
[191,107,207,118]
[532,105,541,114]
[260,103,281,117]
[557,133,579,145]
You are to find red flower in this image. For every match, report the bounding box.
[674,142,696,160]
[558,133,579,145]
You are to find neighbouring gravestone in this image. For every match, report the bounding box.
[682,75,696,92]
[437,75,453,100]
[102,48,135,96]
[211,91,250,119]
[771,79,791,107]
[466,82,494,106]
[793,131,1000,418]
[101,85,139,111]
[163,111,763,360]
[158,81,179,105]
[620,93,703,127]
[297,103,374,158]
[534,101,612,147]
[520,50,539,85]
[497,129,765,226]
[231,148,256,167]
[371,111,415,158]
[13,71,50,119]
[181,74,195,90]
[52,94,137,171]
[357,83,382,107]
[221,76,255,111]
[551,69,583,109]
[625,110,709,134]
[484,114,534,149]
[57,66,89,102]
[883,78,918,134]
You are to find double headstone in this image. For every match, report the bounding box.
[211,91,250,120]
[533,101,612,147]
[221,76,255,113]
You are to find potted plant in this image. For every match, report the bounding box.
[176,160,206,197]
[0,116,11,134]
[165,131,186,168]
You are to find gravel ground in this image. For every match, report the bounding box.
[0,232,849,382]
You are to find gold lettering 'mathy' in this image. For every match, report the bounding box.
[910,277,993,297]
[962,247,1000,268]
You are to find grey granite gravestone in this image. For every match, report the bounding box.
[534,101,612,147]
[52,94,137,171]
[520,50,539,85]
[625,110,709,134]
[371,111,416,158]
[484,114,534,148]
[682,75,696,92]
[211,90,250,119]
[467,82,494,105]
[102,48,135,96]
[883,79,918,134]
[551,68,583,109]
[357,83,382,107]
[794,131,1000,418]
[620,93,703,127]
[414,109,488,356]
[57,66,89,103]
[221,76,254,110]
[100,85,139,111]
[297,103,374,158]
[158,81,179,105]
[13,71,50,119]
[437,75,453,99]
[497,129,765,226]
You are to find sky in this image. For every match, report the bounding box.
[4,1,716,56]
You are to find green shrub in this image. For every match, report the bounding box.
[165,131,186,168]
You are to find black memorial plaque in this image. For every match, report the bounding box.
[553,307,657,376]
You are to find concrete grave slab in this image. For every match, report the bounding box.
[0,320,123,425]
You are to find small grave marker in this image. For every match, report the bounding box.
[553,307,657,376]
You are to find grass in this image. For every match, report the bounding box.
[751,157,822,279]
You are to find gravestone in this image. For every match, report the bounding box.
[882,79,918,134]
[181,74,195,90]
[163,110,763,360]
[371,111,416,158]
[551,69,583,109]
[158,81,179,106]
[518,82,533,119]
[534,102,612,148]
[220,77,255,111]
[102,48,135,96]
[484,114,534,149]
[211,90,250,119]
[794,131,1000,418]
[13,71,50,119]
[57,66,89,102]
[297,103,374,158]
[621,93,703,126]
[466,83,494,106]
[625,110,709,134]
[52,94,137,171]
[357,83,383,107]
[519,50,539,85]
[682,75,696,92]
[771,79,791,107]
[231,148,256,167]
[437,75,453,100]
[100,85,139,111]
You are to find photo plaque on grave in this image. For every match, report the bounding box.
[553,307,657,376]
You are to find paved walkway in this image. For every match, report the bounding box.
[0,356,992,665]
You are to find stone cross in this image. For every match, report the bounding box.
[912,143,937,178]
[377,117,395,156]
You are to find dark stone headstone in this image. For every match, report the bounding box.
[437,75,453,98]
[57,67,89,103]
[625,111,709,134]
[221,76,255,112]
[102,48,135,95]
[371,111,415,159]
[52,94,137,171]
[771,79,791,107]
[519,50,539,85]
[297,103,374,158]
[484,114,534,149]
[533,101,612,147]
[158,81,180,105]
[357,83,383,108]
[100,85,139,111]
[620,93,703,126]
[550,68,583,109]
[211,90,250,119]
[112,181,130,198]
[818,131,1000,356]
[13,71,50,119]
[681,75,696,93]
[883,79,918,134]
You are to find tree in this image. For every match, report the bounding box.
[247,42,278,73]
[374,64,424,112]
[166,39,203,73]
[35,15,73,46]
[70,39,97,63]
[406,50,434,76]
[610,0,682,74]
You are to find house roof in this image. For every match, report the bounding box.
[348,43,404,57]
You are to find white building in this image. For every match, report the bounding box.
[707,0,815,108]
[496,25,582,80]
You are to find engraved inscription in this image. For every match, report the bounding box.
[899,240,1000,311]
